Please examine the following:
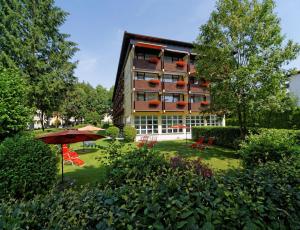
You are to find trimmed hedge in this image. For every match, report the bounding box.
[106,126,119,140]
[192,126,245,149]
[192,126,300,149]
[0,134,58,200]
[123,126,137,142]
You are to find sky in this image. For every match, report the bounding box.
[55,0,300,89]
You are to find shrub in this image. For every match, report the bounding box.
[0,134,58,200]
[1,157,299,229]
[123,126,137,142]
[106,126,119,140]
[192,126,247,149]
[102,123,110,129]
[238,129,298,167]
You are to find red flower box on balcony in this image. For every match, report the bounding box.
[148,100,160,106]
[176,80,186,86]
[148,57,160,64]
[177,101,187,106]
[201,101,209,106]
[200,81,210,87]
[148,79,160,85]
[176,60,186,67]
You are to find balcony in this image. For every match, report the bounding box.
[163,81,188,93]
[133,58,161,71]
[134,101,162,111]
[190,101,210,111]
[164,101,188,111]
[189,84,209,94]
[189,63,196,74]
[134,80,161,91]
[164,61,187,73]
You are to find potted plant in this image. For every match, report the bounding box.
[148,100,160,106]
[176,60,185,67]
[176,80,185,86]
[177,101,187,106]
[148,57,160,64]
[148,79,160,85]
[201,101,209,106]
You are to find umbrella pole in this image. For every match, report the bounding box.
[61,144,64,183]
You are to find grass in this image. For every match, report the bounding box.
[57,139,241,186]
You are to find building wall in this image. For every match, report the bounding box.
[289,73,300,106]
[123,46,134,125]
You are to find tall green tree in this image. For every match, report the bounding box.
[194,0,300,137]
[0,68,32,140]
[0,0,78,130]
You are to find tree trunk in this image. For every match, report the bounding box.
[40,111,45,131]
[237,104,247,139]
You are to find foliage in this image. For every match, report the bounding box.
[238,129,298,167]
[0,134,58,200]
[102,123,110,129]
[0,69,32,140]
[85,111,101,126]
[192,126,248,149]
[106,126,120,140]
[1,155,299,228]
[0,0,78,130]
[52,118,61,128]
[194,0,300,137]
[123,126,137,142]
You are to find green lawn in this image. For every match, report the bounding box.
[57,139,241,186]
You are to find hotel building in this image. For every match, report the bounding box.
[112,32,225,141]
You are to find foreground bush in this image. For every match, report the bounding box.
[106,126,119,140]
[1,155,299,229]
[0,134,58,200]
[239,129,298,167]
[123,126,137,142]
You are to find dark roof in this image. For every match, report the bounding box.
[112,32,194,100]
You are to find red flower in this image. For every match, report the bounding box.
[176,80,185,86]
[148,57,160,64]
[148,79,160,84]
[177,101,187,106]
[176,60,185,67]
[148,100,160,105]
[200,81,210,87]
[201,101,209,106]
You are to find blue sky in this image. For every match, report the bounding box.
[55,0,300,88]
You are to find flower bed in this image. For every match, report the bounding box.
[148,79,160,85]
[200,81,210,87]
[177,101,187,106]
[148,100,160,106]
[176,60,185,67]
[176,80,185,86]
[201,101,209,106]
[148,57,160,64]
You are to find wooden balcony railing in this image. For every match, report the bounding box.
[164,62,187,73]
[134,101,162,111]
[134,80,161,91]
[164,102,188,111]
[133,58,161,71]
[163,82,188,92]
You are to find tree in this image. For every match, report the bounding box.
[0,68,32,140]
[0,0,78,131]
[194,0,300,137]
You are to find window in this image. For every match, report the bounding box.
[186,115,204,133]
[164,56,182,63]
[135,116,158,134]
[164,94,181,102]
[135,72,158,80]
[135,53,155,61]
[207,115,221,126]
[190,59,195,65]
[189,77,199,85]
[190,95,205,103]
[136,93,159,101]
[162,115,183,133]
[163,74,182,83]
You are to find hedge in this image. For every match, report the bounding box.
[192,126,300,149]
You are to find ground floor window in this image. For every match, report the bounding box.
[162,115,183,133]
[186,115,205,133]
[207,115,222,126]
[134,116,158,134]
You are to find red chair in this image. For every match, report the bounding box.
[62,144,85,167]
[62,144,79,158]
[191,136,205,148]
[198,137,215,150]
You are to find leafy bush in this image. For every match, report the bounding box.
[106,126,119,140]
[102,123,110,129]
[238,129,298,167]
[1,156,299,229]
[123,126,137,142]
[192,126,248,149]
[0,134,58,200]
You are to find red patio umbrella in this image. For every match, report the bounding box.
[38,130,105,182]
[170,124,190,144]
